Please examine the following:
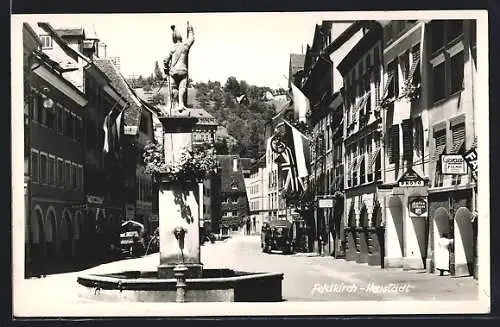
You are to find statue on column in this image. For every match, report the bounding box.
[163,22,195,114]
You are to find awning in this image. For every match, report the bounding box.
[348,158,355,172]
[356,93,370,112]
[353,155,364,171]
[432,144,446,162]
[357,155,365,168]
[369,147,381,167]
[382,72,395,100]
[450,139,465,154]
[407,52,421,83]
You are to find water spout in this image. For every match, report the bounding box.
[173,226,187,264]
[173,226,188,302]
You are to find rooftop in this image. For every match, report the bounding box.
[94,58,143,127]
[55,28,86,38]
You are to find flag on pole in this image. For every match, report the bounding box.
[290,82,310,123]
[115,109,123,142]
[282,74,310,123]
[275,120,311,193]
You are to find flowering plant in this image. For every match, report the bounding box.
[143,142,218,182]
[401,81,421,102]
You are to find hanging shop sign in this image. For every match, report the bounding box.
[398,168,425,187]
[464,148,478,181]
[408,196,428,217]
[441,154,468,175]
[318,198,334,208]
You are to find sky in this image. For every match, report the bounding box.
[19,13,352,89]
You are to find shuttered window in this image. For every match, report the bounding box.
[433,129,447,161]
[413,117,424,159]
[451,122,465,153]
[388,125,400,164]
[402,119,413,163]
[433,129,446,187]
[409,44,421,85]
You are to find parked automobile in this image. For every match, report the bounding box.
[120,220,146,258]
[261,220,295,254]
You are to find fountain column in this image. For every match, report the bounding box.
[157,114,203,279]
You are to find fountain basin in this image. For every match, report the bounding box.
[77,269,284,302]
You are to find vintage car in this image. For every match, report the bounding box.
[120,220,146,258]
[261,219,295,254]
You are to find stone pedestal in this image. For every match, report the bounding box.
[157,178,203,279]
[157,115,203,279]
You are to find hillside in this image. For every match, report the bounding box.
[192,77,285,159]
[128,74,289,160]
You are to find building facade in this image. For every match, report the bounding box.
[338,22,385,267]
[425,20,478,277]
[212,155,250,235]
[246,156,267,234]
[378,20,428,270]
[24,23,88,276]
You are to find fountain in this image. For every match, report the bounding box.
[76,22,284,302]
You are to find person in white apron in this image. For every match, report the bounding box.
[436,232,453,276]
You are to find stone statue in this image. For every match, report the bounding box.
[163,22,195,113]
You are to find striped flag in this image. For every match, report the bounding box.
[102,111,111,153]
[290,82,310,123]
[282,74,310,123]
[275,120,311,193]
[115,109,123,142]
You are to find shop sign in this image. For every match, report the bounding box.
[398,168,425,187]
[408,197,428,217]
[87,195,104,204]
[441,154,468,175]
[149,214,159,222]
[125,204,135,220]
[464,148,478,181]
[318,198,334,208]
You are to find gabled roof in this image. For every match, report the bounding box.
[217,155,248,194]
[55,28,86,38]
[94,58,142,127]
[38,23,91,64]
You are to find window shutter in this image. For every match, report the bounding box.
[402,119,413,162]
[451,122,466,153]
[432,129,447,161]
[389,125,400,164]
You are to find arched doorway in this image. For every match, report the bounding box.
[454,207,474,276]
[45,207,57,270]
[357,204,369,263]
[433,207,451,272]
[371,203,385,267]
[60,210,73,261]
[345,201,356,261]
[387,196,404,265]
[29,206,45,276]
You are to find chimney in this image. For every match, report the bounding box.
[233,157,238,172]
[301,45,304,54]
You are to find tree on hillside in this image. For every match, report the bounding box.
[154,61,163,81]
[224,76,242,98]
[239,80,249,96]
